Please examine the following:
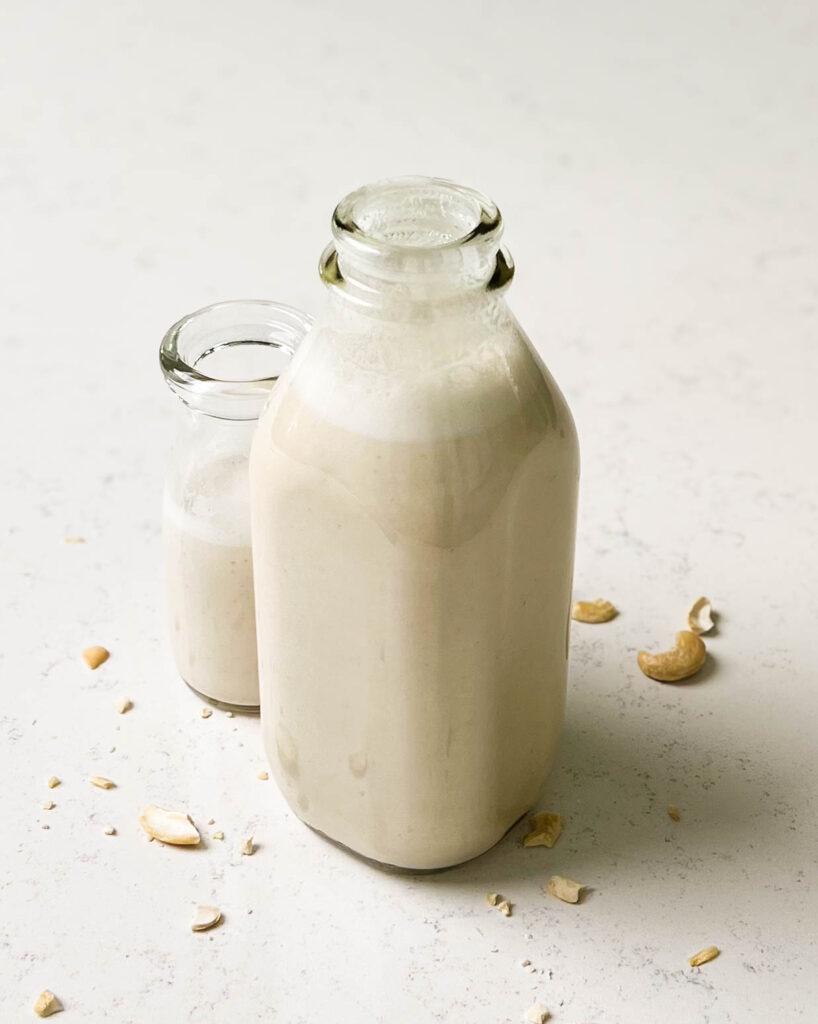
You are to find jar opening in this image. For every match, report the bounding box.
[160,300,313,420]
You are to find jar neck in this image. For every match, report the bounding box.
[319,177,514,314]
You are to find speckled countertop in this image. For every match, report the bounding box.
[2,2,817,1021]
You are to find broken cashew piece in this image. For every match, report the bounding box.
[637,630,706,682]
[34,990,63,1017]
[140,804,201,845]
[523,811,563,848]
[486,892,500,906]
[89,776,116,790]
[82,645,110,669]
[688,945,720,967]
[547,875,585,904]
[114,696,133,714]
[191,905,222,932]
[47,777,60,789]
[687,596,714,635]
[497,900,512,917]
[668,805,681,822]
[524,1003,550,1023]
[571,599,617,624]
[240,836,255,856]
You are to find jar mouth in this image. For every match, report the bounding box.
[332,176,502,257]
[160,300,313,420]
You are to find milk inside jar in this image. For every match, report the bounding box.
[250,178,579,867]
[160,301,312,710]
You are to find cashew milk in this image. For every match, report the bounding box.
[250,304,579,869]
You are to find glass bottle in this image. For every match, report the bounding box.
[250,178,580,867]
[160,300,312,711]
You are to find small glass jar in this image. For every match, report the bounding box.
[160,300,312,711]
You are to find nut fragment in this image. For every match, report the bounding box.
[47,777,60,789]
[523,812,563,848]
[688,945,720,967]
[89,776,116,790]
[486,892,500,906]
[668,805,681,822]
[34,990,63,1017]
[42,801,55,811]
[225,711,234,718]
[114,696,133,714]
[139,804,201,846]
[524,1003,549,1023]
[497,900,512,917]
[191,905,222,932]
[82,645,110,669]
[240,836,255,856]
[200,707,213,719]
[637,631,706,682]
[547,875,584,904]
[103,825,116,836]
[63,536,85,544]
[687,597,714,635]
[571,598,617,624]
[257,771,269,780]
[212,831,225,841]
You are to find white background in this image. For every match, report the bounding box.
[2,1,817,1021]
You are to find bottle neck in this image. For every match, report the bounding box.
[319,177,514,316]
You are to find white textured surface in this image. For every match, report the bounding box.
[2,1,817,1021]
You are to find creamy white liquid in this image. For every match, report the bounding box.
[250,308,579,869]
[164,454,259,708]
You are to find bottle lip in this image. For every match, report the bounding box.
[331,175,503,258]
[160,299,313,420]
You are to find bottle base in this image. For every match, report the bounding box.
[182,678,260,715]
[304,809,528,874]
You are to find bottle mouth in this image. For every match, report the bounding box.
[160,300,313,420]
[332,176,502,256]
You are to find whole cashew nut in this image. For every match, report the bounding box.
[637,630,707,682]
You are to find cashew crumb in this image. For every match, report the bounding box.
[523,811,563,848]
[226,711,234,718]
[498,900,512,917]
[47,777,60,789]
[34,989,63,1017]
[212,831,225,840]
[668,805,681,821]
[103,825,116,836]
[63,536,85,544]
[42,801,55,811]
[89,776,116,790]
[524,1002,549,1023]
[689,946,720,967]
[257,771,269,780]
[82,645,110,669]
[200,707,213,719]
[240,836,255,856]
[547,875,585,904]
[486,892,500,906]
[115,696,133,714]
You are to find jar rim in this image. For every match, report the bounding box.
[160,299,313,420]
